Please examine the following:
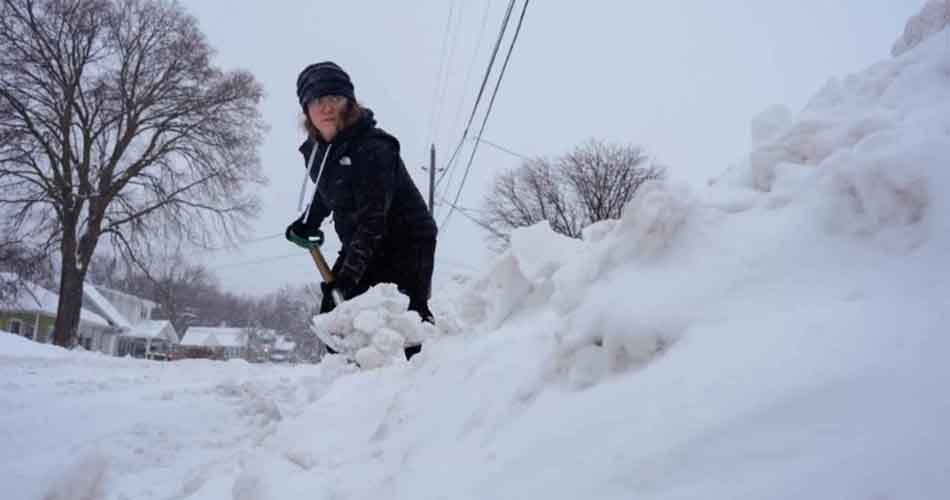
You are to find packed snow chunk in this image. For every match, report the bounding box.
[819,131,947,251]
[892,0,950,57]
[354,328,406,369]
[581,219,617,243]
[750,104,793,146]
[457,253,533,329]
[548,299,689,390]
[311,283,437,367]
[232,470,268,500]
[509,220,582,279]
[748,113,894,192]
[458,221,587,328]
[43,452,110,500]
[764,161,821,209]
[609,180,692,263]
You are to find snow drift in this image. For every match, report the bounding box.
[3,5,950,500]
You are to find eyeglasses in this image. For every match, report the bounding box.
[309,95,347,108]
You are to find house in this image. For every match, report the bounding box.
[269,335,297,363]
[246,327,277,363]
[0,277,112,347]
[81,284,179,358]
[0,276,178,357]
[179,327,250,361]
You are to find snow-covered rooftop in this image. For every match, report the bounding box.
[1,276,109,328]
[123,320,178,343]
[180,327,248,348]
[82,284,132,329]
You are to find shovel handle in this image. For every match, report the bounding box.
[308,246,345,306]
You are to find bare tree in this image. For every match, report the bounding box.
[0,0,266,346]
[0,237,53,307]
[479,139,666,248]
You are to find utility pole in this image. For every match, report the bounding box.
[428,144,436,215]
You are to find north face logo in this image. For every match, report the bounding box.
[339,156,352,166]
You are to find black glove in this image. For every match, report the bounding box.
[318,275,356,314]
[319,281,337,314]
[285,218,324,249]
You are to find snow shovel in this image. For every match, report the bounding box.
[308,246,344,306]
[306,245,352,355]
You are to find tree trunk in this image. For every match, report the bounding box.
[52,233,87,348]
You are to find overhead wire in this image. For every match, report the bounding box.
[441,0,531,230]
[207,251,307,270]
[425,1,457,160]
[439,1,497,195]
[435,0,517,190]
[432,1,467,150]
[448,0,494,149]
[470,135,530,161]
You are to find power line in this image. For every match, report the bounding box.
[207,251,309,271]
[240,232,283,244]
[441,0,531,230]
[436,0,517,189]
[434,1,517,213]
[471,136,530,161]
[189,231,284,255]
[432,0,467,150]
[449,0,494,146]
[426,1,457,155]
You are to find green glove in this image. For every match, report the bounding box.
[285,220,324,249]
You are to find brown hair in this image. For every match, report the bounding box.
[300,98,364,141]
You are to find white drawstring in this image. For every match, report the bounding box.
[300,143,333,222]
[297,142,319,212]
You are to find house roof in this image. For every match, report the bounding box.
[180,327,248,348]
[95,285,158,309]
[82,284,132,329]
[123,320,178,343]
[274,336,296,351]
[1,275,110,328]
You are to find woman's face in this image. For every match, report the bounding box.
[307,95,347,142]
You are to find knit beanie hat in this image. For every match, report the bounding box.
[296,61,355,110]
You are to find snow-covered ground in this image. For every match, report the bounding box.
[5,4,950,499]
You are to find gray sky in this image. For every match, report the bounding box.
[183,0,922,296]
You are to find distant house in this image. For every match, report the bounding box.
[179,327,249,360]
[0,277,178,357]
[82,285,179,359]
[0,277,112,347]
[270,335,297,363]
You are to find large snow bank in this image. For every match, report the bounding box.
[6,5,950,500]
[892,0,950,57]
[0,330,69,359]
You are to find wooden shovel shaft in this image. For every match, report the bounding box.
[308,247,333,282]
[308,246,344,306]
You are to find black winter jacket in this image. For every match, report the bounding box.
[298,109,437,289]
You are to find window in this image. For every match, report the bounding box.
[9,319,23,336]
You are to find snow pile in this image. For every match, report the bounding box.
[0,330,69,359]
[311,284,440,368]
[441,7,950,397]
[4,6,950,500]
[892,0,950,57]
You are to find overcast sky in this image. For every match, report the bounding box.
[181,0,922,296]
